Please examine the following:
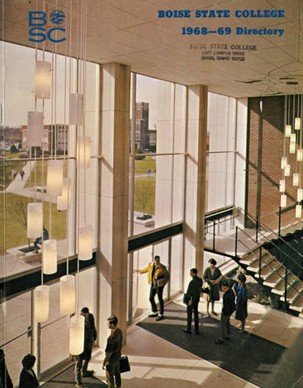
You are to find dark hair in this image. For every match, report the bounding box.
[81,307,89,314]
[22,354,36,370]
[154,255,160,260]
[190,268,198,274]
[237,273,247,283]
[209,258,217,265]
[221,279,230,288]
[107,315,118,326]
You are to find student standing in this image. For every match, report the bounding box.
[103,315,123,388]
[215,279,235,344]
[203,258,223,316]
[183,268,203,335]
[135,255,169,321]
[235,273,248,333]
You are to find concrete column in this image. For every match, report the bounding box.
[184,85,208,276]
[97,63,130,349]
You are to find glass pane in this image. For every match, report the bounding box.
[40,316,70,373]
[0,292,32,386]
[4,333,31,387]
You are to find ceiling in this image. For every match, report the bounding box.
[2,0,303,98]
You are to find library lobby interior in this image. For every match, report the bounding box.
[1,0,303,387]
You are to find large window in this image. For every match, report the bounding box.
[207,93,236,212]
[129,74,186,236]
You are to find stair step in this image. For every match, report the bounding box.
[262,266,285,287]
[289,294,303,312]
[247,254,276,272]
[271,273,299,295]
[280,280,303,302]
[239,250,267,266]
[258,262,282,279]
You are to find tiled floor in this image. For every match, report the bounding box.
[88,296,303,388]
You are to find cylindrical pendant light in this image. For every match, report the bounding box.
[285,125,292,137]
[297,188,303,202]
[69,315,85,355]
[280,194,287,208]
[295,204,302,218]
[77,137,91,168]
[281,156,287,169]
[27,111,43,147]
[34,285,49,323]
[60,275,76,315]
[291,133,296,143]
[279,179,286,193]
[47,160,64,197]
[69,93,84,125]
[42,239,57,274]
[285,164,291,176]
[293,173,300,186]
[295,117,301,130]
[290,142,296,154]
[57,178,71,211]
[78,225,92,261]
[27,203,43,238]
[290,144,297,155]
[297,149,303,162]
[35,61,51,99]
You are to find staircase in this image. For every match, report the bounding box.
[237,222,303,315]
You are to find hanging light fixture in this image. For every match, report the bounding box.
[34,285,49,323]
[35,60,51,99]
[281,156,287,169]
[285,164,291,176]
[69,315,85,355]
[47,159,64,198]
[295,204,302,218]
[60,275,76,315]
[279,179,286,192]
[285,124,292,137]
[298,188,303,202]
[280,194,287,208]
[42,239,57,274]
[293,173,300,186]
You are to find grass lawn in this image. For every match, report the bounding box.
[0,193,66,255]
[134,177,155,215]
[135,157,156,174]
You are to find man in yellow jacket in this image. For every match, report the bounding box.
[135,255,169,321]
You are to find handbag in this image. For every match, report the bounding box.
[119,355,130,373]
[183,294,190,305]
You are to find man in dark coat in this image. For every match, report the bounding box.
[19,354,39,388]
[183,268,203,335]
[75,307,97,387]
[215,279,236,344]
[0,349,13,388]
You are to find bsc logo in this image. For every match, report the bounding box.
[29,10,66,43]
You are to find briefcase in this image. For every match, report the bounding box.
[119,355,130,373]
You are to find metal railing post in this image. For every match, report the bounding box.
[284,266,288,311]
[256,216,259,243]
[235,226,238,259]
[278,206,282,237]
[259,246,262,279]
[213,221,216,251]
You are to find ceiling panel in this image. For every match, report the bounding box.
[1,0,302,98]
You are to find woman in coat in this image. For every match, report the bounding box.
[203,258,223,316]
[235,273,248,333]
